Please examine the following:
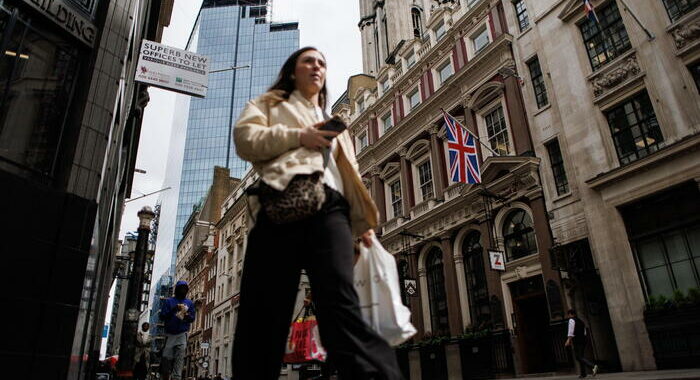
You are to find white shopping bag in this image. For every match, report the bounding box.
[354,234,417,346]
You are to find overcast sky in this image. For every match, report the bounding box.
[117,0,363,284]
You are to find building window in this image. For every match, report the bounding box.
[513,0,530,32]
[381,112,393,133]
[382,15,390,62]
[0,5,81,177]
[503,209,538,261]
[380,78,390,92]
[605,91,664,165]
[484,106,511,156]
[412,7,423,38]
[472,26,490,54]
[417,159,434,200]
[408,87,421,111]
[426,248,450,335]
[435,21,447,41]
[527,57,548,108]
[357,131,368,151]
[356,97,365,113]
[437,60,454,85]
[406,51,416,68]
[690,62,700,94]
[634,224,700,297]
[545,139,569,195]
[663,0,699,22]
[389,179,402,218]
[462,231,491,328]
[579,1,631,71]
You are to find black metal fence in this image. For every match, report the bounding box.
[458,330,514,379]
[645,305,700,369]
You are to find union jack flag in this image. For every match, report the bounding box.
[583,0,600,24]
[442,110,481,184]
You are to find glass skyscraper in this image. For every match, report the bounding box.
[172,0,299,267]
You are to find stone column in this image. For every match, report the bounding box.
[369,166,386,223]
[429,125,447,199]
[439,232,464,336]
[399,147,414,217]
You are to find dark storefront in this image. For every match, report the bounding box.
[0,1,171,379]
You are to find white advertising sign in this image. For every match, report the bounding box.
[135,40,210,98]
[489,250,506,271]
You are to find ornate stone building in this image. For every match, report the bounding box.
[174,166,238,378]
[337,0,700,378]
[505,0,700,372]
[335,0,576,377]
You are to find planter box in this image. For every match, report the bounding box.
[644,304,700,369]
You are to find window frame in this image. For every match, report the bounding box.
[462,230,491,327]
[434,20,447,41]
[385,174,403,219]
[356,129,369,152]
[662,0,700,22]
[380,111,394,134]
[471,25,491,55]
[406,85,422,112]
[477,98,514,157]
[578,1,631,71]
[436,58,455,87]
[604,90,664,165]
[405,50,416,68]
[426,248,450,335]
[412,154,435,203]
[513,0,530,32]
[544,138,570,196]
[502,208,538,261]
[527,56,549,108]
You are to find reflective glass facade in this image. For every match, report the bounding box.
[172,3,298,263]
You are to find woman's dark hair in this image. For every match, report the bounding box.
[268,46,328,109]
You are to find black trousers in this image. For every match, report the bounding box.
[232,187,403,380]
[573,340,595,377]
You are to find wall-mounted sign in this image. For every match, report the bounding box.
[489,250,506,271]
[404,279,417,297]
[135,40,210,98]
[22,0,97,47]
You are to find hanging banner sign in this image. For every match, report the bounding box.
[404,279,418,297]
[489,250,506,271]
[135,40,210,98]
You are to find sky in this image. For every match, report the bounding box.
[117,0,364,291]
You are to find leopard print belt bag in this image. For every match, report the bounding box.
[248,172,326,224]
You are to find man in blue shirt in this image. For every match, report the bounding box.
[160,280,195,380]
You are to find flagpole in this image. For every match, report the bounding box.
[618,0,655,41]
[441,108,502,157]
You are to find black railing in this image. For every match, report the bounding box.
[458,330,514,379]
[645,305,700,369]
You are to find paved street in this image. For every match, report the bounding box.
[501,369,700,380]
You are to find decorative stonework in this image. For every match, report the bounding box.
[671,20,700,49]
[590,55,641,97]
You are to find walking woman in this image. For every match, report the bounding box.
[231,47,402,380]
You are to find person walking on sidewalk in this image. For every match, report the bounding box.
[232,46,402,380]
[565,309,598,378]
[160,280,195,380]
[134,322,152,380]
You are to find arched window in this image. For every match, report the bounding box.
[503,209,537,261]
[426,247,449,335]
[411,7,423,38]
[462,231,491,328]
[398,260,410,306]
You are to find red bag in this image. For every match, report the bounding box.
[283,307,327,363]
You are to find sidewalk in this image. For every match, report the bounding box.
[500,369,700,379]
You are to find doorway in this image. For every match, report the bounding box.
[510,276,555,374]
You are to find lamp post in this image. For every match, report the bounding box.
[117,206,156,378]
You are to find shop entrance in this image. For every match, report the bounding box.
[510,276,555,374]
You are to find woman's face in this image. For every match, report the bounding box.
[294,49,326,96]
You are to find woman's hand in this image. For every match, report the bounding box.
[299,121,339,150]
[360,229,374,248]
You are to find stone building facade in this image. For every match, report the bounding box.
[504,0,700,372]
[337,0,700,378]
[174,166,238,378]
[335,0,576,377]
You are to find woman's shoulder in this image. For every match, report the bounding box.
[256,89,287,106]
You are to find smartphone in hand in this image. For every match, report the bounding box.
[319,116,347,140]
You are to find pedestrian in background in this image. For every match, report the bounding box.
[565,309,598,378]
[232,46,402,379]
[160,280,195,380]
[134,321,151,380]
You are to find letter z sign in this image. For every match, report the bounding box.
[489,250,506,271]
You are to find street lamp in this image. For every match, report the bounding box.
[208,64,251,169]
[117,206,156,378]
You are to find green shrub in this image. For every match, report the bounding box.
[687,287,700,304]
[672,289,687,305]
